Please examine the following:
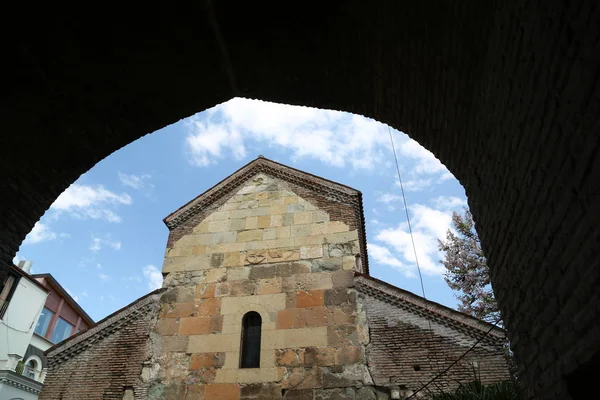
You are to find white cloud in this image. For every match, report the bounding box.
[24,222,57,244]
[118,173,153,190]
[143,265,163,291]
[368,243,414,277]
[371,203,455,277]
[397,178,433,192]
[51,183,132,223]
[399,139,450,176]
[90,235,122,253]
[432,196,467,210]
[99,273,111,281]
[377,193,402,204]
[186,98,393,170]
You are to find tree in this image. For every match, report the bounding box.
[438,208,500,324]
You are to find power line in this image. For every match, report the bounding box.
[388,126,441,375]
[405,319,502,399]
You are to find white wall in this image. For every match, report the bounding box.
[0,276,47,370]
[0,381,39,400]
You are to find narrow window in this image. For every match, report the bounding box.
[240,311,262,368]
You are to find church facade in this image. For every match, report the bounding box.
[39,157,509,399]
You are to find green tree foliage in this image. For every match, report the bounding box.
[438,208,500,324]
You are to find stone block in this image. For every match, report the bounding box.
[312,223,328,235]
[249,207,270,216]
[314,388,356,400]
[163,336,189,352]
[296,290,325,308]
[221,242,248,252]
[304,347,335,367]
[225,252,244,267]
[230,218,246,231]
[198,297,221,316]
[331,270,354,288]
[271,215,283,227]
[327,326,358,347]
[277,226,291,238]
[204,383,240,400]
[283,389,314,400]
[204,268,227,283]
[284,196,298,205]
[245,216,258,230]
[342,257,356,271]
[196,283,216,299]
[185,384,206,400]
[312,258,342,272]
[283,213,294,226]
[211,253,225,267]
[190,352,226,370]
[300,245,324,259]
[283,366,322,389]
[267,248,300,263]
[257,277,283,295]
[283,327,328,348]
[230,280,257,296]
[208,219,230,233]
[294,235,325,246]
[180,316,212,335]
[331,308,355,326]
[227,267,251,281]
[276,349,305,367]
[263,228,277,240]
[215,282,231,297]
[188,334,240,353]
[326,242,357,258]
[241,383,282,400]
[164,302,197,319]
[324,289,354,306]
[176,286,196,302]
[192,245,207,255]
[334,347,362,365]
[269,204,288,214]
[326,222,349,234]
[324,231,358,244]
[292,224,313,237]
[258,215,271,229]
[157,318,179,336]
[221,293,286,315]
[305,306,331,327]
[238,230,264,242]
[305,273,334,290]
[277,308,307,329]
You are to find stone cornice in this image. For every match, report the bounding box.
[163,156,369,274]
[355,274,505,345]
[0,370,43,394]
[45,289,164,365]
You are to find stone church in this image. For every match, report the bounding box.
[38,157,510,399]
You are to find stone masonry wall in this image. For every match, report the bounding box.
[154,174,377,400]
[39,294,161,400]
[362,294,510,396]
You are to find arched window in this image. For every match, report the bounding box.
[240,311,262,368]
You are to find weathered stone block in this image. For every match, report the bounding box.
[164,302,197,319]
[326,242,357,258]
[283,389,313,400]
[241,383,282,400]
[324,289,354,306]
[180,316,211,335]
[205,383,240,400]
[196,283,216,299]
[198,297,221,316]
[190,352,226,370]
[304,347,335,367]
[276,349,305,367]
[263,227,277,240]
[163,336,189,352]
[224,252,244,267]
[305,273,333,290]
[157,318,179,336]
[257,277,283,295]
[284,366,323,389]
[327,325,358,347]
[258,215,271,228]
[230,280,257,296]
[331,270,354,288]
[296,290,325,308]
[238,230,264,242]
[334,347,362,365]
[277,308,307,329]
[300,245,324,259]
[305,306,330,327]
[315,388,356,400]
[312,258,342,272]
[227,267,251,281]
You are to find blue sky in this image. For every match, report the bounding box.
[15,98,468,322]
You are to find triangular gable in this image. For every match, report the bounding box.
[163,156,369,274]
[45,289,164,365]
[355,273,505,344]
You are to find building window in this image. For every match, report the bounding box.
[240,311,262,368]
[34,307,54,336]
[24,359,37,379]
[50,317,74,343]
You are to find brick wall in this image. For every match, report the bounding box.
[39,292,161,400]
[360,285,510,396]
[153,173,378,399]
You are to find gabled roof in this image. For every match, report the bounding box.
[354,273,505,344]
[164,156,369,274]
[45,289,164,363]
[32,273,94,326]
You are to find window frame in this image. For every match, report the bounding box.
[239,311,262,369]
[49,316,74,343]
[34,307,54,337]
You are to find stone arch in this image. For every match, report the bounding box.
[3,2,599,398]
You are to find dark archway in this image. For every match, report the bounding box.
[2,2,599,398]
